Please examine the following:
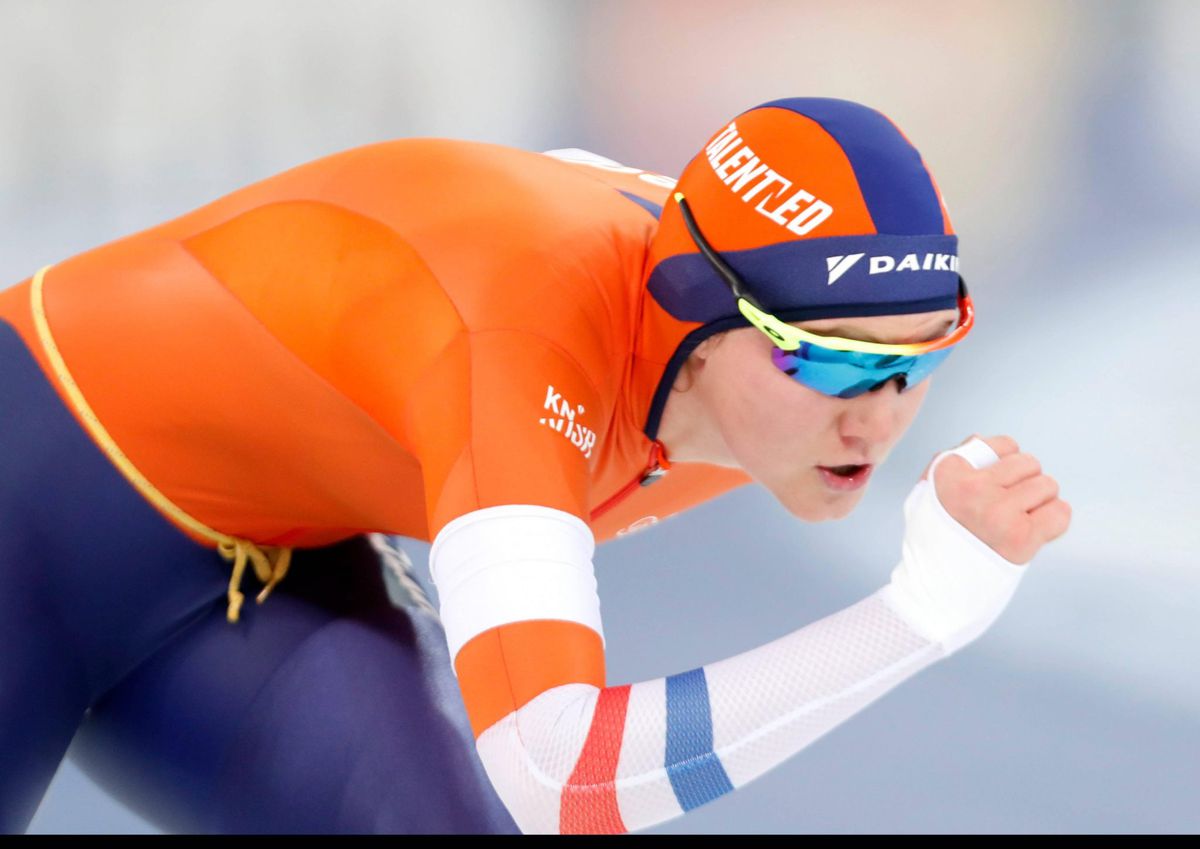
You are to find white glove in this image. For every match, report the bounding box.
[880,437,1028,655]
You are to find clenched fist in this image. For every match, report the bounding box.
[927,435,1072,566]
[881,434,1072,654]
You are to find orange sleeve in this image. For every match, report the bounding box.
[455,619,605,738]
[405,328,606,539]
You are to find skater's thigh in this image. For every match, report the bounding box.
[70,536,518,834]
[0,523,90,834]
[0,318,228,833]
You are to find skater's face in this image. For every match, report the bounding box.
[663,308,959,521]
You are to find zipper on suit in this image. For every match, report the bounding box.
[590,438,670,521]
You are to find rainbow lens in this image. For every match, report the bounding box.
[771,343,954,399]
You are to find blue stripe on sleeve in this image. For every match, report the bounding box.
[664,667,734,811]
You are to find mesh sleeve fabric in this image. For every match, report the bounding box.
[437,435,1026,834]
[470,588,944,833]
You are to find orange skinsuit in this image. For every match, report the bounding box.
[0,139,749,570]
[2,102,978,836]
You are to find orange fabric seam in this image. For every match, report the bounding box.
[178,235,421,456]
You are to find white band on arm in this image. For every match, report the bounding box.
[429,505,603,664]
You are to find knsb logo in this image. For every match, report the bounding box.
[825,252,959,284]
[539,385,597,459]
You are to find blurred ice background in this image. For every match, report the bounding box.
[2,0,1196,834]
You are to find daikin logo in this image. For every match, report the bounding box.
[825,252,959,285]
[826,253,865,285]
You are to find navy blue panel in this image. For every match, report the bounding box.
[648,233,959,323]
[0,320,229,703]
[756,98,946,235]
[618,190,663,220]
[0,318,227,832]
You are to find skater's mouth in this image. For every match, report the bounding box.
[816,463,873,491]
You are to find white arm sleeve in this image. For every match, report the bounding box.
[432,439,1027,833]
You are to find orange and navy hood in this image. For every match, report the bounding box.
[633,97,961,439]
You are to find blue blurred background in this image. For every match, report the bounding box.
[3,0,1197,834]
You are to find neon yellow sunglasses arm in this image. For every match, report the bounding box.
[737,297,973,356]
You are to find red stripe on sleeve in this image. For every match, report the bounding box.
[559,684,632,834]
